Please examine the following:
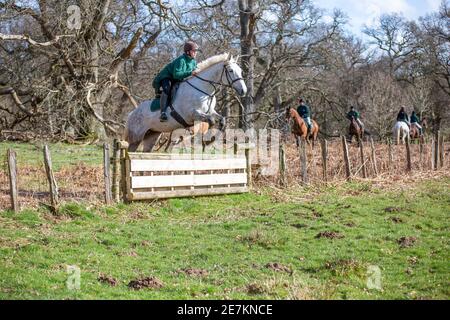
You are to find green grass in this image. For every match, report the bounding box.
[0,174,449,299]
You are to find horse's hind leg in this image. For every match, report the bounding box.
[142,131,162,153]
[128,142,140,152]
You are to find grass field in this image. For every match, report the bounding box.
[0,176,448,299]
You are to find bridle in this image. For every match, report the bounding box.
[186,63,244,108]
[170,63,244,128]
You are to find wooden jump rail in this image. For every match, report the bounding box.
[115,141,253,201]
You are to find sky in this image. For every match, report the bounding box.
[313,0,443,36]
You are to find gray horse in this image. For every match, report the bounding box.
[124,53,247,152]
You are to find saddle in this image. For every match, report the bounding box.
[150,82,181,112]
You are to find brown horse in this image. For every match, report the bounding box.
[347,116,364,146]
[286,107,319,147]
[410,118,427,143]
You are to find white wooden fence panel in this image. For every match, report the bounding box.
[130,158,246,172]
[131,173,247,189]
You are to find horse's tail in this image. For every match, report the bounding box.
[123,118,129,142]
[396,124,401,144]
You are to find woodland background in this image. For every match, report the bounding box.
[0,0,449,142]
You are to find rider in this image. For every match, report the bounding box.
[297,97,313,132]
[346,106,364,130]
[152,40,199,122]
[396,107,410,128]
[410,110,423,135]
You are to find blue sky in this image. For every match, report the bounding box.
[313,0,443,35]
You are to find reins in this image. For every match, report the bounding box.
[171,62,243,128]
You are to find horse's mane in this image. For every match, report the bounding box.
[196,53,230,73]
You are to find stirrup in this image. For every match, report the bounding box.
[160,112,168,122]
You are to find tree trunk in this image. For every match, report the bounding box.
[238,0,256,130]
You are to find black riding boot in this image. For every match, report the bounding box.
[159,92,169,122]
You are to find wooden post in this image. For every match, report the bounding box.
[299,138,308,184]
[419,137,424,169]
[320,139,328,183]
[370,138,378,176]
[405,136,412,172]
[7,149,19,212]
[342,136,351,180]
[388,139,393,171]
[279,144,286,187]
[119,142,128,202]
[434,131,439,170]
[431,137,435,170]
[358,139,367,178]
[103,143,112,205]
[111,139,121,203]
[439,134,444,168]
[43,145,59,211]
[245,147,252,189]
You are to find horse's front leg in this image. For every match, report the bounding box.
[211,110,226,131]
[192,109,216,127]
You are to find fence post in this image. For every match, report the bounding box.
[279,144,286,187]
[433,131,439,170]
[341,136,351,180]
[321,139,328,183]
[43,145,59,211]
[245,147,252,189]
[7,149,19,213]
[388,139,393,171]
[358,139,367,178]
[103,143,112,205]
[419,136,424,169]
[119,141,129,202]
[405,136,412,172]
[111,139,121,203]
[431,137,435,170]
[439,134,444,168]
[299,138,308,185]
[370,138,378,176]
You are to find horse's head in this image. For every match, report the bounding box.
[222,55,247,96]
[421,117,428,129]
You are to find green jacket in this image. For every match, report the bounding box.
[410,113,420,123]
[347,110,360,120]
[297,104,310,118]
[152,53,197,90]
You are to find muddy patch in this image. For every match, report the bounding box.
[312,210,323,218]
[291,223,308,229]
[98,274,117,287]
[315,231,344,239]
[246,283,265,295]
[344,222,356,227]
[397,236,418,248]
[265,262,293,275]
[384,207,401,213]
[176,268,209,277]
[390,217,404,223]
[128,277,164,290]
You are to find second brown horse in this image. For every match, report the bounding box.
[287,107,319,147]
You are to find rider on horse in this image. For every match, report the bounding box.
[410,111,423,135]
[397,107,410,128]
[152,41,199,122]
[297,97,313,133]
[346,106,364,130]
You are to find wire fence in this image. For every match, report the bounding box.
[0,137,449,211]
[0,144,105,210]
